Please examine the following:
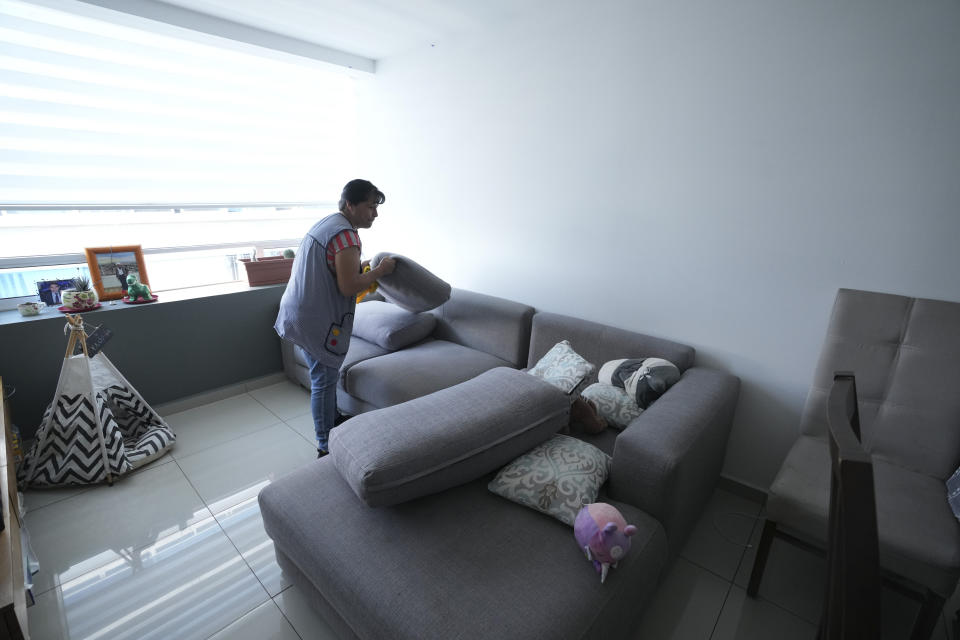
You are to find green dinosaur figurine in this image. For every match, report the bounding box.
[126,273,153,302]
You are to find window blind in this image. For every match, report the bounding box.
[0,0,360,206]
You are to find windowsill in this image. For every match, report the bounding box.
[0,281,286,327]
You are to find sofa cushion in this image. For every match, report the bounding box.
[580,383,643,430]
[259,462,668,640]
[488,434,611,526]
[330,367,570,507]
[351,300,436,351]
[527,340,595,394]
[341,339,512,409]
[430,288,535,367]
[371,252,451,313]
[337,337,390,376]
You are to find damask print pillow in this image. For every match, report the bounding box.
[526,340,595,394]
[580,383,644,430]
[488,434,611,526]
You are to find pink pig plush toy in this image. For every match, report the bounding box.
[574,503,638,583]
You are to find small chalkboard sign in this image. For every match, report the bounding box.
[86,325,114,357]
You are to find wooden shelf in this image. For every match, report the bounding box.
[0,377,28,640]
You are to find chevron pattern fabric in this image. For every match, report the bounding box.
[19,384,176,487]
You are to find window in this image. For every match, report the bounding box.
[0,0,365,306]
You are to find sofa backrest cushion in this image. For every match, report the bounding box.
[799,288,960,479]
[528,313,695,386]
[352,300,437,351]
[329,367,570,507]
[429,288,535,367]
[370,253,452,313]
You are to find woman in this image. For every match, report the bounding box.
[275,179,396,457]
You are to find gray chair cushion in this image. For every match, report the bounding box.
[259,462,667,640]
[340,339,512,409]
[371,253,451,313]
[768,435,960,596]
[330,367,570,507]
[351,300,436,351]
[528,313,695,385]
[430,288,535,367]
[799,288,960,479]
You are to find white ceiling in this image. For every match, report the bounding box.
[149,0,538,61]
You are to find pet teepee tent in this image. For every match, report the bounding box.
[19,315,176,487]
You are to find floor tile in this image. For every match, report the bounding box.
[207,600,301,640]
[733,524,945,639]
[283,413,317,446]
[24,461,211,596]
[680,489,763,581]
[215,496,290,596]
[712,586,816,640]
[21,450,174,513]
[733,520,826,624]
[23,485,94,513]
[273,584,340,640]
[249,381,311,421]
[165,394,282,459]
[176,423,316,515]
[634,557,730,640]
[27,516,269,640]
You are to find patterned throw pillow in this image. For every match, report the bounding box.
[488,434,611,526]
[527,340,595,394]
[580,383,643,430]
[947,466,960,522]
[598,357,680,409]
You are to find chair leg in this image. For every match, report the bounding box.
[747,519,778,597]
[910,589,945,640]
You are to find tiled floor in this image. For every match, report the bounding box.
[19,380,959,639]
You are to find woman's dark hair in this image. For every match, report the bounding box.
[339,179,385,212]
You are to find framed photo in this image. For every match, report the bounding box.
[36,278,75,307]
[84,245,150,301]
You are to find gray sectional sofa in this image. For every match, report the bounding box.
[264,288,741,639]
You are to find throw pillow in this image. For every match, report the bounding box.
[527,340,595,394]
[580,383,643,430]
[947,466,960,522]
[488,434,611,526]
[351,300,436,351]
[598,357,681,409]
[371,253,452,313]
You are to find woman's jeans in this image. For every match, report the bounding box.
[302,352,339,452]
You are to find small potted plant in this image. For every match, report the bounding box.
[240,249,295,286]
[62,275,99,309]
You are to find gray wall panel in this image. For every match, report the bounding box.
[0,285,285,439]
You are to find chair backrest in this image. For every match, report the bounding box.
[820,372,881,640]
[799,288,960,479]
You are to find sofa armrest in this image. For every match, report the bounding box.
[608,366,740,552]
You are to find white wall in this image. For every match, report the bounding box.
[356,0,960,490]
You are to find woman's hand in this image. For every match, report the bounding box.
[375,257,396,276]
[336,251,396,296]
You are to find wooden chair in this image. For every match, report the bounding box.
[818,372,880,639]
[747,289,960,640]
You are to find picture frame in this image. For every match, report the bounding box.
[36,278,76,307]
[84,245,150,301]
